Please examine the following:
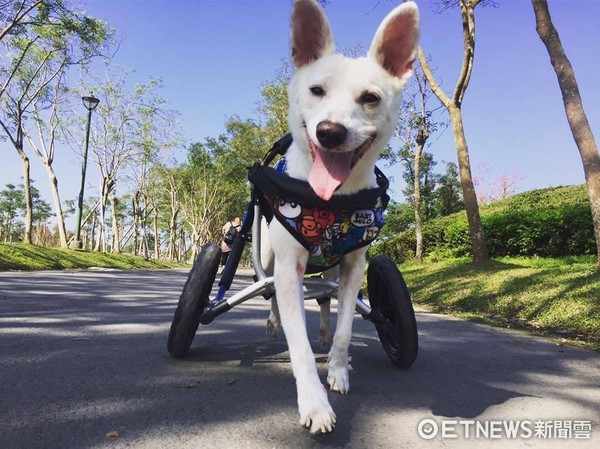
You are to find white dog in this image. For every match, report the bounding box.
[265,0,419,434]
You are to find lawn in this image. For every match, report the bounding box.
[400,256,600,350]
[0,243,187,271]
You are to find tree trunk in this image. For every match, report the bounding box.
[88,211,97,251]
[168,210,178,261]
[138,195,149,259]
[16,143,33,244]
[95,178,110,252]
[153,205,160,260]
[449,104,489,263]
[180,226,187,262]
[414,144,424,263]
[139,215,148,259]
[132,193,139,256]
[416,0,490,264]
[44,164,68,248]
[109,195,121,253]
[532,0,600,264]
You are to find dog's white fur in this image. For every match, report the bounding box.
[264,0,419,434]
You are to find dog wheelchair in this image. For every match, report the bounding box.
[167,134,418,369]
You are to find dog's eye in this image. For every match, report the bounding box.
[310,85,325,97]
[359,92,381,105]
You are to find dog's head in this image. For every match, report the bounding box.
[288,0,419,200]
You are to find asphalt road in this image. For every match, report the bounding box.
[0,268,598,449]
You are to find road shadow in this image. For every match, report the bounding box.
[0,270,598,448]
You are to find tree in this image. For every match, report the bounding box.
[473,163,523,205]
[0,180,51,243]
[29,181,53,244]
[0,183,25,242]
[126,92,180,257]
[0,0,109,244]
[393,66,445,262]
[23,70,70,247]
[257,63,291,144]
[532,0,600,265]
[181,139,232,261]
[416,0,496,263]
[152,163,185,261]
[69,68,166,252]
[435,161,464,216]
[379,201,415,240]
[0,0,44,42]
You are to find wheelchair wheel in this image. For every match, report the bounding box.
[367,255,418,368]
[167,243,221,358]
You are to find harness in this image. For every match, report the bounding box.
[248,134,389,272]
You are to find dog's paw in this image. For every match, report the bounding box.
[319,326,333,350]
[298,384,336,435]
[327,364,350,394]
[301,408,337,435]
[266,317,280,342]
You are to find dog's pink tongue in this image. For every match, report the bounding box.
[309,147,353,201]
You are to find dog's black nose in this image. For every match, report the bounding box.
[316,121,347,149]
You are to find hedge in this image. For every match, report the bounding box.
[371,185,595,261]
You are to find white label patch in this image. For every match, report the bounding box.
[351,210,375,227]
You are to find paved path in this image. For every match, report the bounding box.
[0,269,598,448]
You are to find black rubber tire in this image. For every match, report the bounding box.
[367,255,418,368]
[167,243,221,358]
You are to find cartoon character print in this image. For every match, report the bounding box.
[277,199,302,219]
[340,220,352,235]
[343,224,366,249]
[310,238,339,267]
[363,226,380,241]
[313,209,335,229]
[270,193,386,269]
[308,243,328,266]
[299,214,321,242]
[323,222,341,241]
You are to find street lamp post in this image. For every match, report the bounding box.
[70,95,99,249]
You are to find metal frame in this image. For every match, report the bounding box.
[202,203,373,321]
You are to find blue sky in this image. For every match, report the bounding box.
[2,0,599,216]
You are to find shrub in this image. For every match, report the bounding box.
[374,185,595,262]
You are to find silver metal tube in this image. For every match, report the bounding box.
[251,204,268,281]
[355,297,372,316]
[226,276,275,308]
[302,278,338,300]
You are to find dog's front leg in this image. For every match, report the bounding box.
[270,220,336,434]
[327,248,367,394]
[318,267,337,349]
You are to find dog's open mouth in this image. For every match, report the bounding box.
[307,132,376,201]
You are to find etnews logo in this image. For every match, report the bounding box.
[417,419,593,440]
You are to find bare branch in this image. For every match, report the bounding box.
[0,0,43,41]
[452,1,476,105]
[0,35,39,100]
[417,47,450,107]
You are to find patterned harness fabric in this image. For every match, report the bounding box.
[252,157,388,271]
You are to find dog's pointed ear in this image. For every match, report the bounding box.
[290,0,335,68]
[368,1,419,81]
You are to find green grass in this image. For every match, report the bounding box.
[0,243,188,271]
[399,256,600,350]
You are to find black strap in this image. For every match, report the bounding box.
[262,133,293,166]
[249,164,388,212]
[248,132,390,217]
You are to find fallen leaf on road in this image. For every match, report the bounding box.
[106,430,119,438]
